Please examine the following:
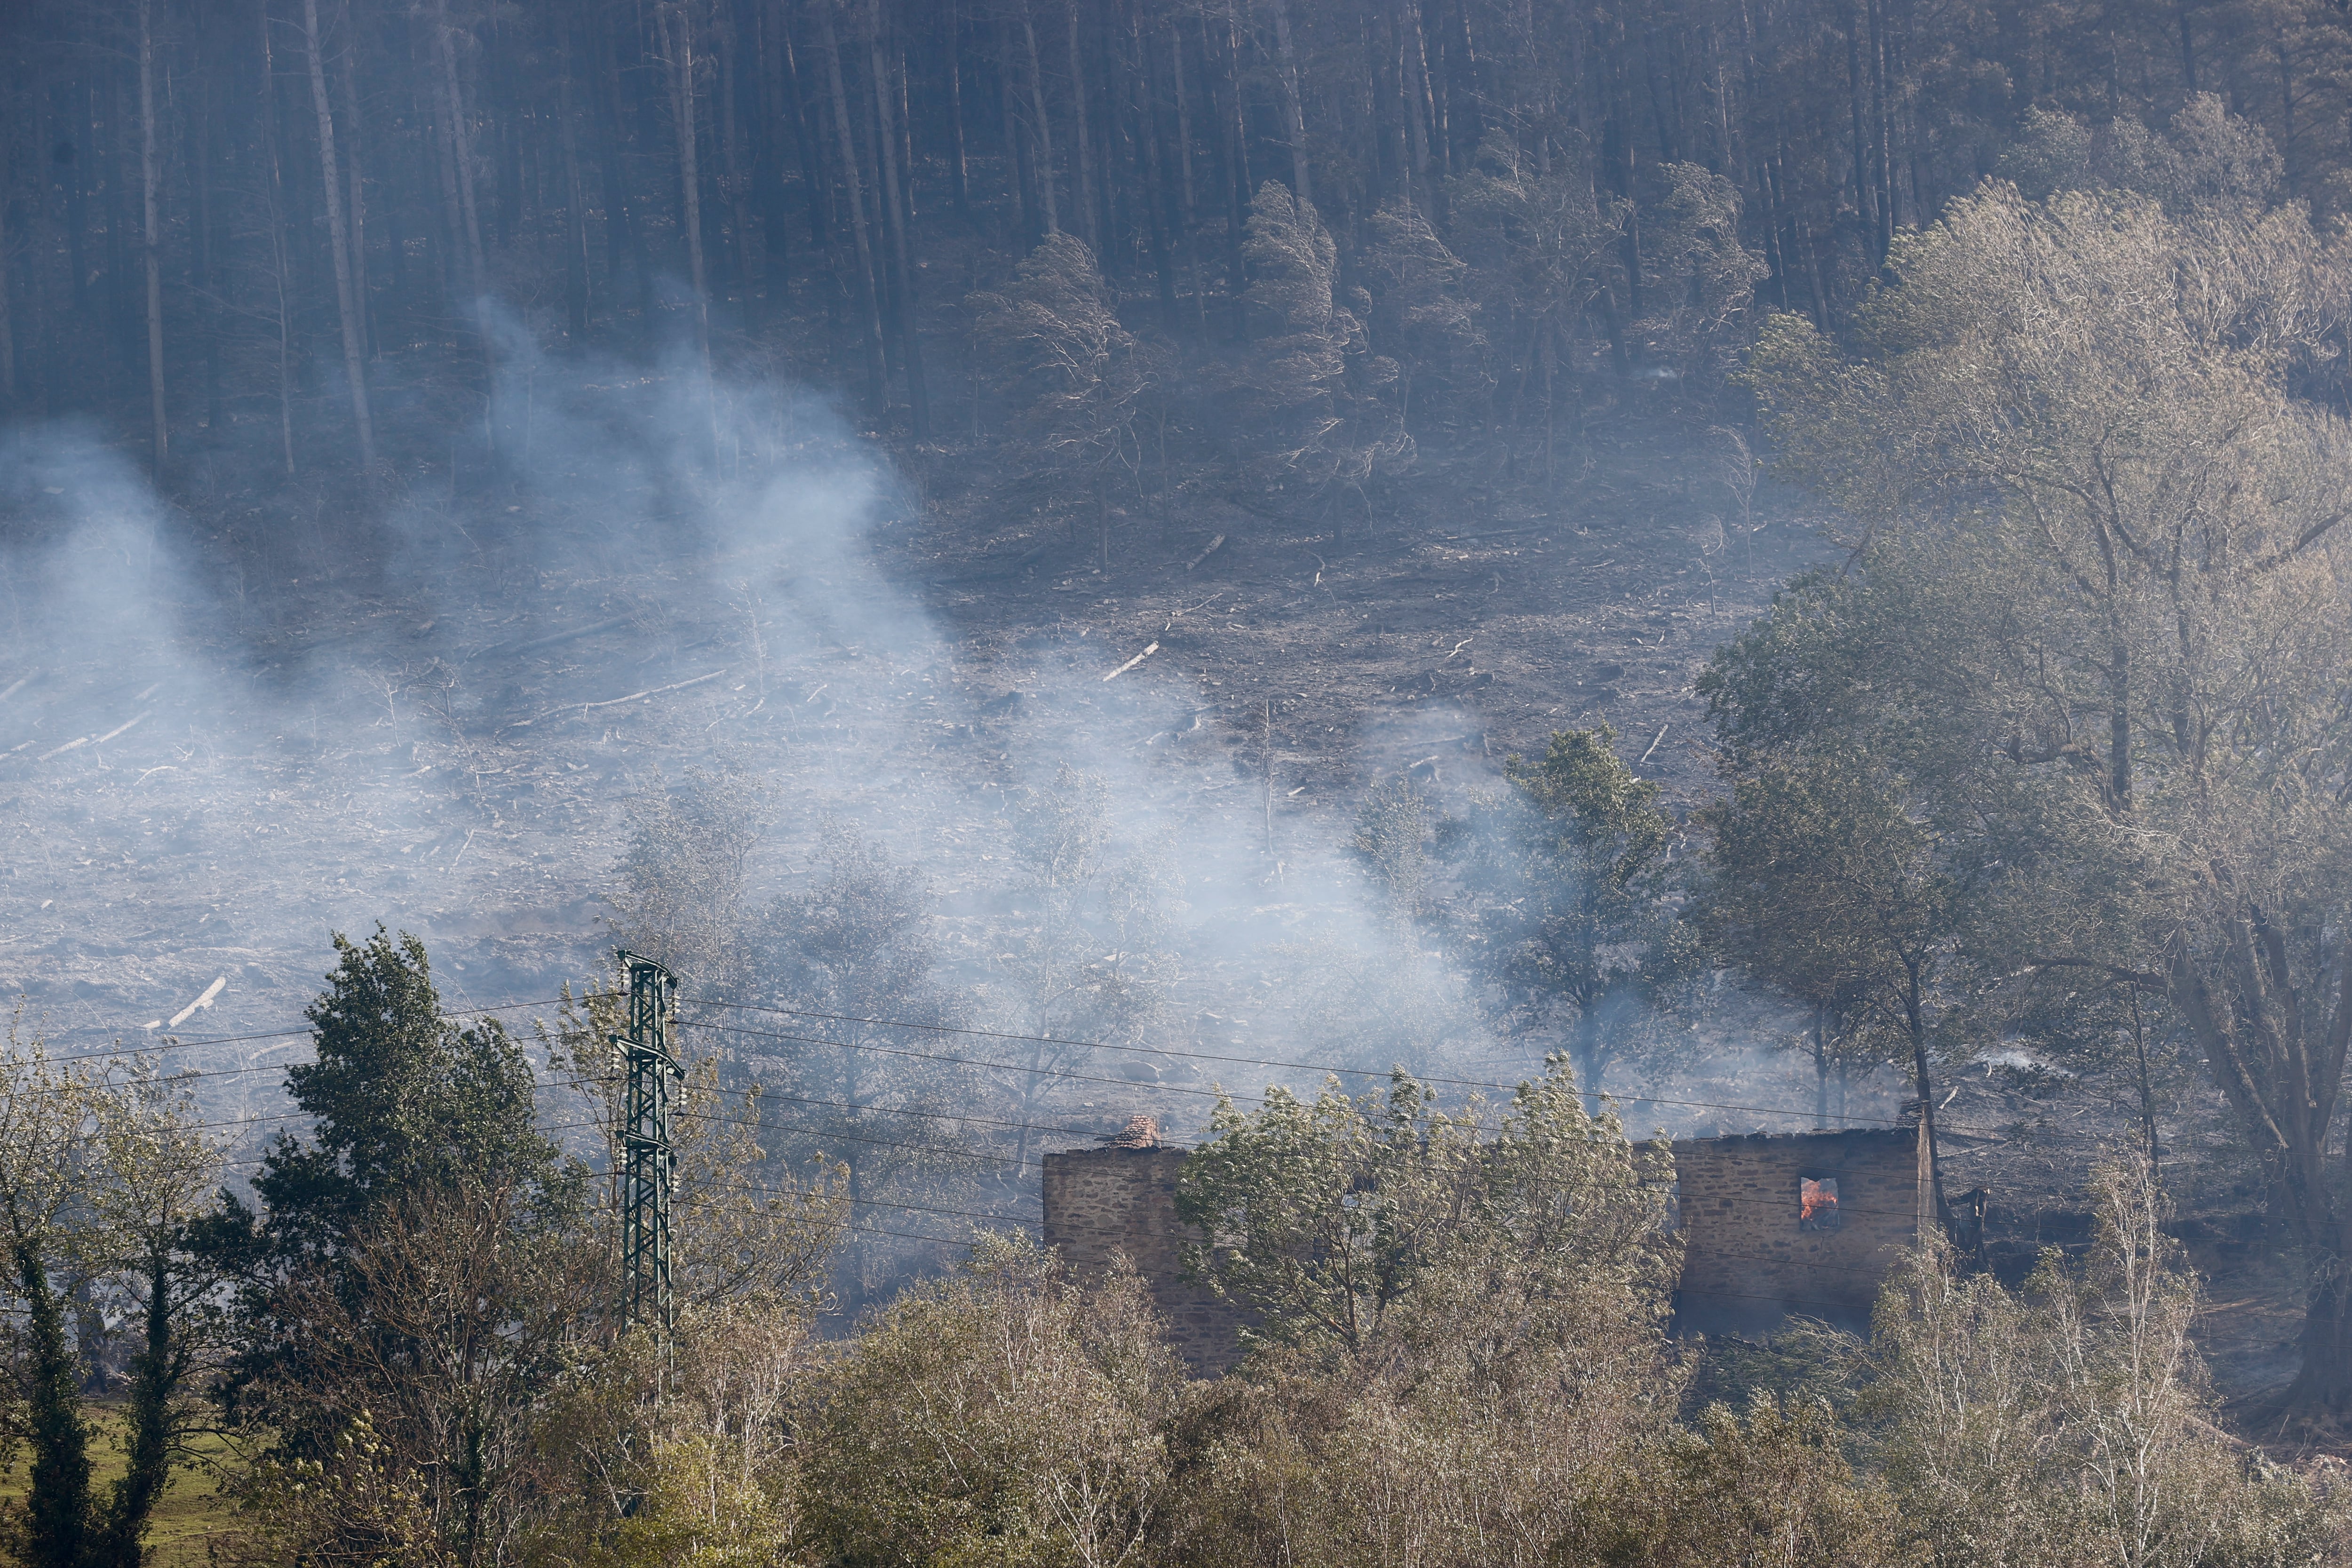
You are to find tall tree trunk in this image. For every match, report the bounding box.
[1266,0,1315,211]
[434,0,489,328]
[591,11,651,320]
[946,5,972,222]
[138,0,167,473]
[93,1246,180,1568]
[335,40,375,358]
[302,0,376,469]
[1020,0,1060,234]
[719,0,763,327]
[0,101,14,411]
[1064,1,1098,246]
[866,8,929,436]
[775,1,829,247]
[1205,13,1249,338]
[818,1,888,414]
[13,1236,91,1568]
[1163,20,1207,331]
[259,0,297,476]
[190,48,227,428]
[660,1,713,361]
[997,13,1039,240]
[557,28,592,338]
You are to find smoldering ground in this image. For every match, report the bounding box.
[0,321,1901,1234]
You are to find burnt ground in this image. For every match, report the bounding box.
[0,386,2310,1425]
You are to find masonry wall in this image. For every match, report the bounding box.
[1041,1146,1250,1376]
[1044,1128,1923,1371]
[1669,1128,1920,1335]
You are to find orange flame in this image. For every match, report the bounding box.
[1801,1178,1838,1224]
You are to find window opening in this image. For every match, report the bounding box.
[1799,1175,1842,1232]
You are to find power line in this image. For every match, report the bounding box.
[22,988,2009,1144]
[35,997,572,1067]
[681,1008,2010,1138]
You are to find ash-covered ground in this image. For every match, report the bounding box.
[0,365,1828,1125]
[0,358,2285,1393]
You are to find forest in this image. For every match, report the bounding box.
[6,0,2352,1562]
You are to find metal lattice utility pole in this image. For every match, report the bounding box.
[615,951,681,1340]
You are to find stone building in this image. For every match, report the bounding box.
[1668,1126,1923,1335]
[1039,1117,1251,1375]
[1042,1118,1927,1374]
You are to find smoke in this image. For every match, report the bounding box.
[0,314,1883,1190]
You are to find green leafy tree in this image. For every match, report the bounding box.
[202,930,568,1464]
[1176,1058,1678,1361]
[1739,106,2352,1407]
[0,1040,222,1568]
[1862,1160,2348,1565]
[1170,1059,1682,1567]
[0,1042,100,1568]
[1463,726,1694,1108]
[797,1233,1184,1568]
[1557,1394,1904,1567]
[1694,744,1979,1218]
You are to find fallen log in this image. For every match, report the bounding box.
[1102,642,1160,681]
[167,975,228,1030]
[476,613,635,661]
[1185,534,1226,572]
[1640,723,1669,765]
[576,669,727,713]
[93,711,149,746]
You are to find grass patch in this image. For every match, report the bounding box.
[0,1407,234,1568]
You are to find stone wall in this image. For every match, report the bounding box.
[1043,1126,1924,1370]
[1041,1145,1250,1376]
[1669,1127,1921,1335]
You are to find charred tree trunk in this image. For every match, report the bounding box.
[334,40,375,358]
[866,7,929,436]
[1065,1,1098,247]
[557,30,592,338]
[818,1,887,414]
[258,0,297,475]
[137,0,167,473]
[1020,0,1060,235]
[1163,20,1207,332]
[660,0,712,360]
[719,0,763,327]
[302,0,375,469]
[945,5,972,222]
[1266,0,1314,213]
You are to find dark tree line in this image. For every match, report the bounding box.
[0,0,2342,493]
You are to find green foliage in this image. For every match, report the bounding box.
[1858,1161,2349,1566]
[1557,1395,1907,1568]
[1175,1057,1678,1362]
[244,927,557,1257]
[1734,97,2352,1404]
[0,1040,222,1568]
[1463,726,1693,1100]
[7,1238,91,1568]
[1693,746,1975,1097]
[796,1234,1183,1568]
